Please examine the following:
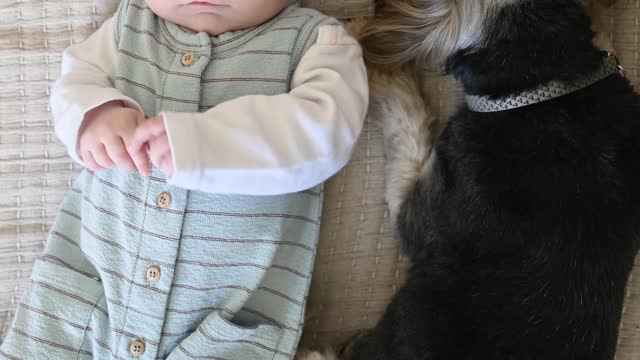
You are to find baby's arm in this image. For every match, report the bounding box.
[50,17,144,166]
[158,25,368,195]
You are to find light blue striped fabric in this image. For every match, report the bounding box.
[0,1,338,359]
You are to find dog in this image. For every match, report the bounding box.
[299,0,640,359]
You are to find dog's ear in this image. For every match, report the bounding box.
[358,0,463,68]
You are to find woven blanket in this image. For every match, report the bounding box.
[0,1,637,359]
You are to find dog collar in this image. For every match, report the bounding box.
[465,53,623,113]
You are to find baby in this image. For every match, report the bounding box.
[0,0,367,359]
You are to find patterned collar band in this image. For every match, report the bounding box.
[465,53,623,113]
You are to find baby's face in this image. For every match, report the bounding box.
[145,0,290,36]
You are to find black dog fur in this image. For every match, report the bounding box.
[349,1,640,359]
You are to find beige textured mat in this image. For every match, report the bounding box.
[0,1,637,359]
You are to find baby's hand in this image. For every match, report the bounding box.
[129,115,174,178]
[79,101,144,173]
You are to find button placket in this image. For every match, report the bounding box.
[114,28,209,357]
[115,183,187,358]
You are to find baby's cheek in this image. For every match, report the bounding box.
[143,0,176,23]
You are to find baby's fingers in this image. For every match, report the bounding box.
[157,154,174,178]
[128,116,165,177]
[105,138,136,172]
[81,150,105,172]
[132,117,165,144]
[92,144,115,169]
[127,141,150,176]
[148,135,173,178]
[128,134,152,175]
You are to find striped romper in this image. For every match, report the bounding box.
[0,0,359,359]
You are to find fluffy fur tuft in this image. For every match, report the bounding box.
[359,0,516,67]
[295,349,338,360]
[369,67,435,221]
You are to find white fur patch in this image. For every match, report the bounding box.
[295,349,339,360]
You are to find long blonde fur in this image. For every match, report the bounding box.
[350,18,436,221]
[358,0,506,67]
[358,0,616,68]
[369,67,436,220]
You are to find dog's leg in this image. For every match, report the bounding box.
[343,268,464,360]
[369,66,437,222]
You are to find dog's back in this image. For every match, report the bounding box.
[423,72,640,360]
[347,1,640,359]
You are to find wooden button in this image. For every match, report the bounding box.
[146,266,161,281]
[129,340,145,357]
[156,192,171,209]
[181,52,195,66]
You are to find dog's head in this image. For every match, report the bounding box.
[360,0,614,68]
